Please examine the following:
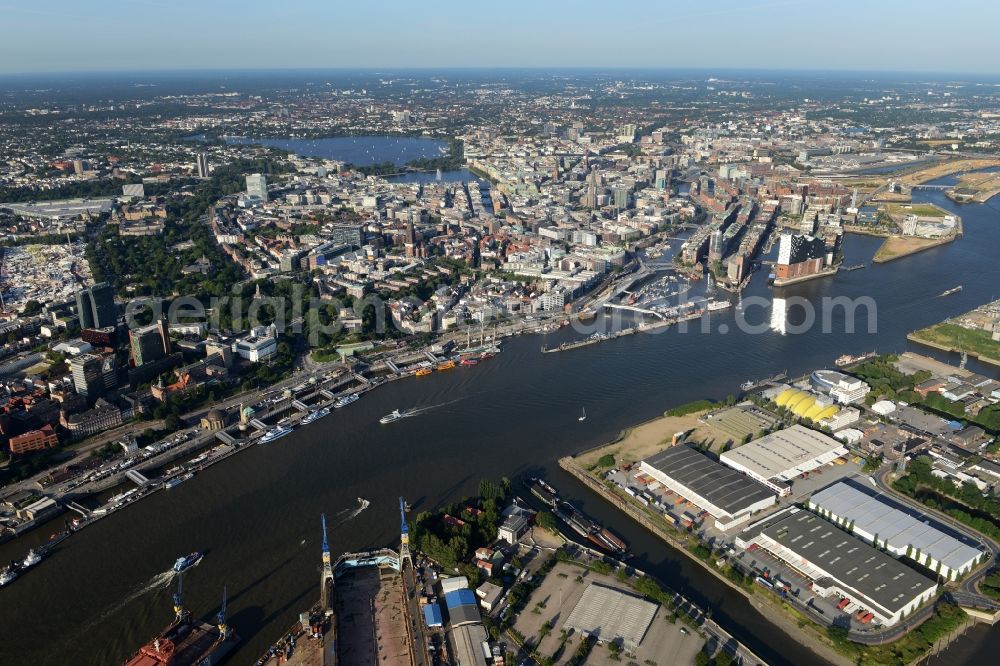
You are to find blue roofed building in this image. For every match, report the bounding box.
[423,603,443,628]
[444,588,482,626]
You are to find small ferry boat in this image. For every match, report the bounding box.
[380,410,405,424]
[334,393,359,408]
[835,351,877,367]
[165,472,195,489]
[173,551,204,573]
[301,406,330,424]
[259,425,293,444]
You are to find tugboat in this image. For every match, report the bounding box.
[173,552,204,574]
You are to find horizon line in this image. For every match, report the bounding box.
[2,65,999,79]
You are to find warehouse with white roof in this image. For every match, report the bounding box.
[564,583,658,649]
[808,479,984,580]
[720,424,847,496]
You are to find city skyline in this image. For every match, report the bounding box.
[2,0,999,75]
[4,12,1000,664]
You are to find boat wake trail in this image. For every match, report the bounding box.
[73,569,177,635]
[330,498,370,528]
[121,569,177,607]
[409,395,467,416]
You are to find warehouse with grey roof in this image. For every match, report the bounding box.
[808,479,983,580]
[747,509,938,626]
[639,444,776,530]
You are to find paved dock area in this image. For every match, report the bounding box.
[336,566,413,666]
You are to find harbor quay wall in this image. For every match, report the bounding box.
[906,332,1000,368]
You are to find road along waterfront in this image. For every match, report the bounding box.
[2,186,1000,664]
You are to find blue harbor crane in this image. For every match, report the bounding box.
[320,513,334,609]
[217,585,229,639]
[172,572,188,621]
[399,496,412,568]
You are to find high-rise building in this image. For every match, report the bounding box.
[69,353,105,397]
[196,152,210,178]
[655,169,670,190]
[76,283,117,330]
[612,186,630,210]
[246,173,268,201]
[129,320,172,367]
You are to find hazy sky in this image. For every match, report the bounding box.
[2,0,998,75]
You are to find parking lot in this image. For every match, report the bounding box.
[510,561,703,666]
[733,536,883,633]
[780,458,866,504]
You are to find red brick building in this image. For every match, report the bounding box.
[8,425,59,455]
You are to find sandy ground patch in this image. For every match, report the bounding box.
[873,235,946,262]
[576,412,705,468]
